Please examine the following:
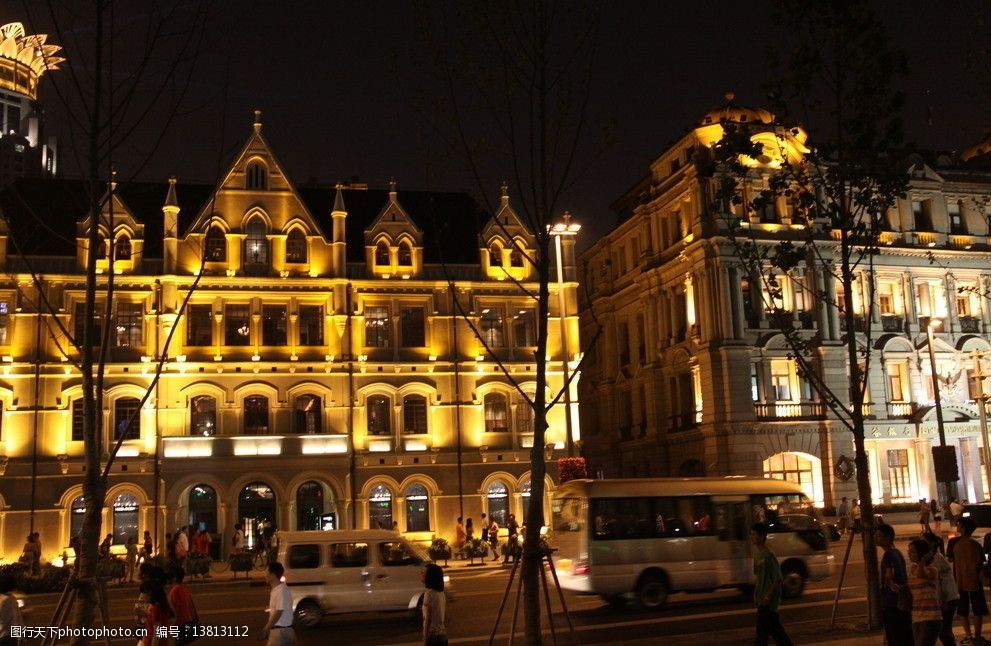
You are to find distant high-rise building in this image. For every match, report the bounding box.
[0,22,63,187]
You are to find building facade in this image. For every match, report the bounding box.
[579,96,991,509]
[0,115,580,561]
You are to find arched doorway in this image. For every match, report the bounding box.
[405,484,430,532]
[297,481,337,531]
[762,452,824,506]
[238,482,276,549]
[70,495,86,541]
[369,484,393,530]
[112,493,139,545]
[188,484,217,533]
[486,482,509,527]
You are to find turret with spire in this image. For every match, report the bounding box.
[163,177,180,273]
[331,183,347,275]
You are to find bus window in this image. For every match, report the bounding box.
[551,497,585,559]
[751,494,817,531]
[589,496,713,540]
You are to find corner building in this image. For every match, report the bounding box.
[0,116,580,560]
[579,96,991,508]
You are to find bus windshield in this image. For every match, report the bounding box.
[753,493,821,532]
[551,496,585,559]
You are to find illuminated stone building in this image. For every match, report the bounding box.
[579,95,991,508]
[0,114,580,560]
[0,22,62,187]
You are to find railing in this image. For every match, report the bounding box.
[960,316,981,333]
[838,316,868,333]
[887,402,915,418]
[798,311,817,330]
[162,434,351,458]
[754,402,826,419]
[881,315,904,333]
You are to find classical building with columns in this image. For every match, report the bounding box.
[0,114,580,561]
[578,96,991,508]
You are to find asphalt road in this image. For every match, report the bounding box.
[16,536,873,645]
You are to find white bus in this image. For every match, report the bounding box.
[550,477,835,609]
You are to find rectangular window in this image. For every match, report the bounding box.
[878,283,895,315]
[590,496,712,540]
[0,300,9,345]
[74,302,104,346]
[887,363,906,402]
[298,305,323,346]
[751,363,761,402]
[287,544,321,569]
[513,309,535,347]
[770,360,793,401]
[224,304,250,346]
[948,200,966,234]
[71,399,84,441]
[912,199,933,231]
[186,305,213,346]
[887,449,911,500]
[617,322,630,367]
[115,302,143,348]
[481,309,504,348]
[400,308,425,347]
[365,306,391,348]
[262,305,287,346]
[329,542,368,568]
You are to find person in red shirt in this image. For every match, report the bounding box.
[168,567,198,646]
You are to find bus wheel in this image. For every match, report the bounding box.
[634,573,668,610]
[780,565,806,598]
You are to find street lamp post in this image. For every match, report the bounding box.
[549,213,581,458]
[971,350,991,500]
[926,318,956,502]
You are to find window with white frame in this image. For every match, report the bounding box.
[115,302,143,348]
[887,362,908,402]
[402,394,428,434]
[285,229,307,264]
[367,395,391,435]
[114,397,141,440]
[481,309,504,348]
[293,395,322,434]
[770,360,795,401]
[484,393,509,432]
[365,306,391,348]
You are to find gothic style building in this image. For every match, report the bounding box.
[0,114,579,560]
[579,96,991,509]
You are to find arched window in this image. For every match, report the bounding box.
[246,161,268,190]
[285,229,307,264]
[402,394,427,434]
[375,242,390,266]
[238,482,276,549]
[114,397,141,440]
[515,394,534,435]
[70,495,86,541]
[112,493,139,544]
[489,244,502,267]
[188,484,217,536]
[762,451,824,506]
[95,237,107,260]
[367,395,391,435]
[205,226,227,262]
[398,242,412,266]
[115,235,132,260]
[486,482,509,527]
[510,246,524,267]
[244,218,269,270]
[484,393,509,433]
[296,481,325,531]
[293,395,322,434]
[369,485,393,529]
[405,484,429,532]
[521,479,532,519]
[244,396,269,435]
[190,395,217,436]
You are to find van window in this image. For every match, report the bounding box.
[379,541,421,566]
[751,493,817,532]
[591,496,713,540]
[288,544,321,569]
[330,542,368,567]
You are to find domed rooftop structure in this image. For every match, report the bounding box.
[0,22,64,100]
[698,92,775,127]
[959,129,991,167]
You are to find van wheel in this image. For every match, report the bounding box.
[781,565,806,599]
[294,600,322,629]
[634,573,668,610]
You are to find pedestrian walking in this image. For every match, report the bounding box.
[99,533,113,560]
[261,562,296,646]
[924,531,958,646]
[836,497,850,535]
[950,499,965,528]
[909,538,942,646]
[875,523,913,646]
[505,515,520,565]
[142,530,153,561]
[125,537,138,583]
[931,499,943,535]
[176,526,189,565]
[949,517,987,644]
[488,517,500,561]
[465,518,474,543]
[751,522,792,645]
[422,562,448,646]
[454,517,466,560]
[232,523,245,552]
[921,498,933,535]
[169,567,199,645]
[850,499,862,533]
[20,533,39,575]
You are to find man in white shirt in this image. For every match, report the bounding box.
[261,562,296,645]
[232,523,245,552]
[0,581,24,646]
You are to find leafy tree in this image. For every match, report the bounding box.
[703,0,908,629]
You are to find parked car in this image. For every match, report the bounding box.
[276,529,450,629]
[962,503,991,527]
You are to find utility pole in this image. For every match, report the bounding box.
[970,349,991,499]
[926,318,957,502]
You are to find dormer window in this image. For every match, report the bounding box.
[510,247,524,268]
[246,161,268,190]
[114,235,131,260]
[95,237,107,260]
[244,218,269,274]
[205,226,226,262]
[375,241,390,266]
[286,229,307,263]
[398,241,412,266]
[489,244,502,267]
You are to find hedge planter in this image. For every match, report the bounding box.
[229,552,254,578]
[427,539,452,566]
[0,563,71,594]
[96,557,125,582]
[184,554,212,577]
[464,538,489,566]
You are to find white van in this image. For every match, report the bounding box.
[276,529,438,628]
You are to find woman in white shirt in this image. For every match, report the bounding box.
[422,563,448,646]
[924,531,959,646]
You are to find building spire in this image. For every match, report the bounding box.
[333,183,346,213]
[500,181,510,206]
[164,176,179,209]
[253,109,262,133]
[388,177,397,202]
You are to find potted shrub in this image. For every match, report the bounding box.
[185,552,212,578]
[96,557,125,582]
[464,538,489,566]
[229,551,254,578]
[427,538,452,566]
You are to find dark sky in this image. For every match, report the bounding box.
[12,1,990,248]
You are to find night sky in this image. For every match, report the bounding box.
[11,1,990,248]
